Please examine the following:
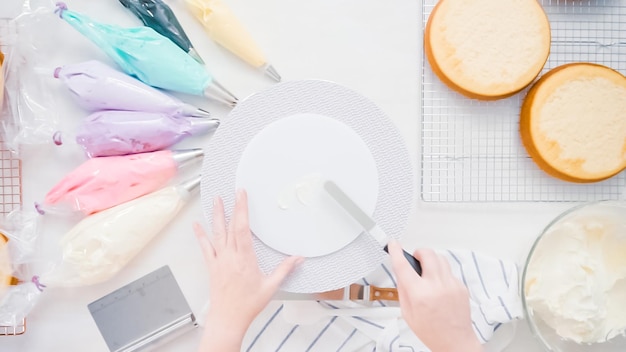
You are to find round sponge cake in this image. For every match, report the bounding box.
[520,63,626,182]
[425,0,551,100]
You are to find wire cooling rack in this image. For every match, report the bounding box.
[421,0,626,202]
[0,18,24,337]
[0,320,25,336]
[0,19,22,216]
[0,145,21,216]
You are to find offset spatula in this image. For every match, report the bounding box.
[324,180,422,275]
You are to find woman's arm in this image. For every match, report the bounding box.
[388,241,483,352]
[194,190,303,352]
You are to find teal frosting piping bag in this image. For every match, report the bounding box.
[54,2,237,107]
[118,0,205,64]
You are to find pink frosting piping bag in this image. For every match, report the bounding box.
[40,148,203,215]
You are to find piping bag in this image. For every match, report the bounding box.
[54,2,238,107]
[38,148,203,216]
[0,50,4,114]
[0,213,47,327]
[41,175,202,287]
[54,60,211,118]
[0,234,13,301]
[53,110,219,158]
[183,0,281,81]
[118,0,205,65]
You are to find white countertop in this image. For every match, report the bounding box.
[0,0,581,350]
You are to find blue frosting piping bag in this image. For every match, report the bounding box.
[118,0,205,65]
[54,2,237,107]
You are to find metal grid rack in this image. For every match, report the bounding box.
[0,18,24,336]
[421,0,626,202]
[0,18,21,216]
[0,321,26,336]
[0,145,21,216]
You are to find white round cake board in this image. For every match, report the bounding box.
[235,113,379,257]
[201,80,414,293]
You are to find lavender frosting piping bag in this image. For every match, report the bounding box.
[54,60,211,118]
[118,0,205,64]
[54,110,219,158]
[54,3,237,107]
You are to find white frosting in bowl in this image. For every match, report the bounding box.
[524,202,626,344]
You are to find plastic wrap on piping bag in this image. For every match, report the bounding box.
[0,6,62,151]
[118,0,204,64]
[0,209,47,327]
[52,110,219,158]
[54,60,212,118]
[0,280,42,327]
[0,210,42,267]
[0,38,5,117]
[0,233,13,302]
[37,148,204,216]
[0,204,102,325]
[54,3,238,106]
[41,175,202,287]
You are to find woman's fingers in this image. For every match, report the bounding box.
[231,189,253,251]
[388,241,421,288]
[194,222,216,267]
[388,241,420,318]
[213,190,254,254]
[412,248,444,279]
[267,256,304,291]
[212,196,228,249]
[436,251,455,284]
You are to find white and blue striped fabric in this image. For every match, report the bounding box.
[241,250,523,352]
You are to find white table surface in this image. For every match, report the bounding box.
[0,0,579,350]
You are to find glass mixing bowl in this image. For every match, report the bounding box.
[521,200,626,351]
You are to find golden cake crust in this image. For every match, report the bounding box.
[425,0,551,100]
[520,63,626,182]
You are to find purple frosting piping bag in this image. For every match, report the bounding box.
[54,60,211,118]
[53,110,219,158]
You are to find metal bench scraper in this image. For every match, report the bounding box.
[88,265,198,352]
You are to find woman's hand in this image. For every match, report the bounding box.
[387,241,483,352]
[196,190,303,352]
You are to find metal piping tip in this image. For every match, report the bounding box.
[180,104,212,118]
[172,148,204,167]
[189,117,220,134]
[179,175,202,195]
[203,79,239,107]
[194,108,212,118]
[212,79,239,103]
[264,64,281,82]
[188,47,205,65]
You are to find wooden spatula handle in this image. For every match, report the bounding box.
[369,285,399,301]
